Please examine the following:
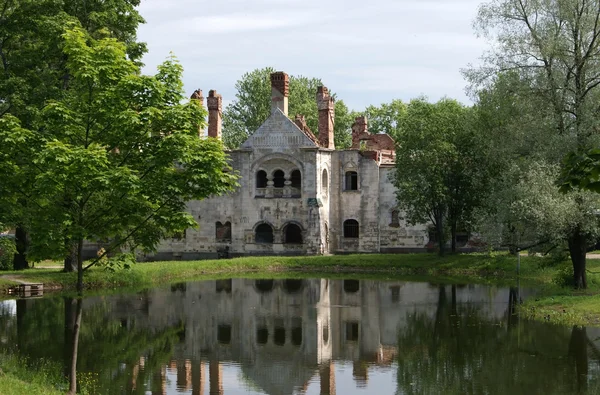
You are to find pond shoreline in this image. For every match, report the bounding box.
[1,252,600,326]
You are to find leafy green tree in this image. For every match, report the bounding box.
[468,0,600,288]
[0,27,236,291]
[363,99,406,137]
[0,0,146,270]
[394,98,489,255]
[222,67,355,149]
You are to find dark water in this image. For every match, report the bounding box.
[1,279,599,394]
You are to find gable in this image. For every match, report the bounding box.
[240,108,319,149]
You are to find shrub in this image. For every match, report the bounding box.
[552,263,574,287]
[0,237,16,270]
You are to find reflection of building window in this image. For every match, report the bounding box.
[344,280,360,293]
[291,327,302,346]
[218,325,231,344]
[345,171,358,190]
[390,286,400,303]
[256,328,268,344]
[216,279,232,293]
[389,209,400,228]
[343,220,359,238]
[345,322,359,342]
[274,326,286,346]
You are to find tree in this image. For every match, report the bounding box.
[468,0,600,288]
[222,67,355,149]
[363,99,406,137]
[393,98,489,255]
[0,26,236,291]
[0,0,146,271]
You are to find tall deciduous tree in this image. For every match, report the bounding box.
[394,98,489,255]
[469,0,600,288]
[0,0,146,271]
[0,26,236,291]
[222,67,355,149]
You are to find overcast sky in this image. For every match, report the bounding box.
[137,0,488,111]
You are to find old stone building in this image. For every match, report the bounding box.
[150,72,428,260]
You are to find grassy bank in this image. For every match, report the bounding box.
[1,253,600,325]
[0,355,66,395]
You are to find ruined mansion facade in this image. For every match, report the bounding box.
[149,72,428,260]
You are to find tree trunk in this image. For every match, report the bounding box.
[568,326,588,393]
[63,297,76,378]
[67,298,82,395]
[63,242,77,273]
[436,213,445,257]
[76,237,84,292]
[450,220,457,253]
[568,227,587,289]
[13,226,28,270]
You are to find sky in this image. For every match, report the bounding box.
[136,0,489,111]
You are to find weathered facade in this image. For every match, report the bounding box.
[149,72,428,260]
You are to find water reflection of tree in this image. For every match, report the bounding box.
[396,285,600,395]
[2,296,183,394]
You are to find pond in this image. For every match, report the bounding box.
[1,278,599,394]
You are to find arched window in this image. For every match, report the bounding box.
[291,169,301,189]
[255,223,274,243]
[256,170,268,188]
[345,171,358,190]
[273,170,285,188]
[215,221,231,242]
[284,223,303,244]
[343,219,359,238]
[389,209,400,228]
[322,169,328,192]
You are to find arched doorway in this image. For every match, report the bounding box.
[255,223,274,243]
[283,223,303,244]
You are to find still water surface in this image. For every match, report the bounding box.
[1,278,599,394]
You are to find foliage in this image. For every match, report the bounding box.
[0,237,16,270]
[559,148,600,193]
[467,0,600,288]
[393,98,490,254]
[0,0,147,270]
[222,67,356,149]
[0,26,237,289]
[363,99,406,137]
[99,252,136,273]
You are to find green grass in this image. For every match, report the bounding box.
[0,253,536,292]
[0,354,66,395]
[3,252,600,326]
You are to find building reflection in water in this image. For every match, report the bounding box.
[91,279,537,394]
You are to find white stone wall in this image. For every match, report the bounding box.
[148,111,428,260]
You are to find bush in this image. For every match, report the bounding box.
[552,264,573,287]
[0,237,16,270]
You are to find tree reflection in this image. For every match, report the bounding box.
[396,285,600,395]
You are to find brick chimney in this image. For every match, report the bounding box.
[271,71,289,115]
[351,116,368,148]
[207,90,222,139]
[317,86,335,149]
